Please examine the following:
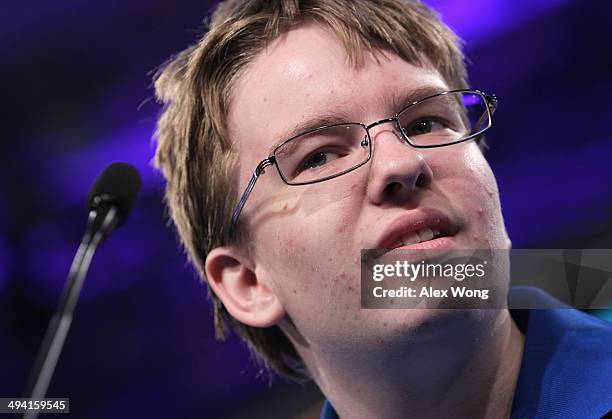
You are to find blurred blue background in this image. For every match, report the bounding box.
[1,0,611,417]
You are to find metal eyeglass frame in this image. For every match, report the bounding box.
[231,89,498,225]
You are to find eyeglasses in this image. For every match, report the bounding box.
[232,89,498,225]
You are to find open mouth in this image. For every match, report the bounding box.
[373,210,460,257]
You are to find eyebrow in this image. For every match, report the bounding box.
[266,84,447,156]
[267,112,354,155]
[390,85,448,114]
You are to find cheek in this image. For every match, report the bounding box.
[251,206,364,323]
[436,144,499,203]
[248,171,364,235]
[294,177,364,222]
[249,170,366,305]
[465,152,498,204]
[460,148,509,246]
[434,144,508,245]
[253,214,353,282]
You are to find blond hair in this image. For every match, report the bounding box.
[154,0,468,380]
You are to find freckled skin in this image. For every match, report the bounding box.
[228,23,511,376]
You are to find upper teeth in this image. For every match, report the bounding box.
[399,228,441,246]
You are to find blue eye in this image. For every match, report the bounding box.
[303,151,330,169]
[295,148,347,176]
[404,119,445,136]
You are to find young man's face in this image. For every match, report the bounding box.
[226,24,510,355]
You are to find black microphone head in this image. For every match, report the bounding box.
[87,162,142,224]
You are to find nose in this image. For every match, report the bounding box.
[365,122,434,206]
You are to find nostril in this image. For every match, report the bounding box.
[415,172,430,189]
[383,182,404,201]
[382,173,430,202]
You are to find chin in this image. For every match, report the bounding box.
[382,308,495,345]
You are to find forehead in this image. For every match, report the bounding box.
[228,23,448,164]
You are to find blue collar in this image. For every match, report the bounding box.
[321,287,612,419]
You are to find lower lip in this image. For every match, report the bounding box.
[394,235,456,251]
[374,236,457,260]
[375,236,457,264]
[374,236,457,261]
[374,236,457,263]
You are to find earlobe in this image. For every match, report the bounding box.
[205,247,285,328]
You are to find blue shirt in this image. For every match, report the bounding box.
[321,287,612,419]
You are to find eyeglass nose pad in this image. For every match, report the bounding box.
[391,121,408,143]
[360,136,370,148]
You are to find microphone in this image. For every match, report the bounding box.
[23,163,141,418]
[86,162,142,241]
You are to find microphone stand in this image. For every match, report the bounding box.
[23,204,118,419]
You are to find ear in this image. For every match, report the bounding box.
[204,246,285,328]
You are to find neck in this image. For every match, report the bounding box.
[302,310,525,419]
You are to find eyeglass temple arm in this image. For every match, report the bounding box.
[231,157,275,225]
[485,94,498,114]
